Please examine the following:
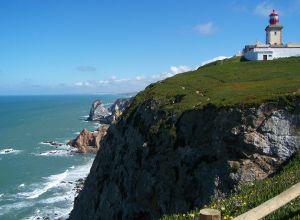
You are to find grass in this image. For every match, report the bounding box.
[161,151,300,220]
[125,56,300,118]
[122,56,300,219]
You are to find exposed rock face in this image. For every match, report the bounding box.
[87,100,110,122]
[68,126,109,153]
[87,98,132,124]
[70,99,300,220]
[70,98,132,153]
[109,98,133,118]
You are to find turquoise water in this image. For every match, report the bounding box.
[0,95,119,220]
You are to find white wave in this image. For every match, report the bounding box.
[65,159,93,183]
[39,141,68,148]
[0,148,21,155]
[39,142,50,145]
[74,131,80,135]
[41,194,72,204]
[25,207,70,220]
[33,150,71,157]
[18,183,25,188]
[22,159,93,219]
[1,159,93,219]
[19,170,69,199]
[0,200,34,217]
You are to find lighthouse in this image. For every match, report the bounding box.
[265,10,283,46]
[242,9,300,61]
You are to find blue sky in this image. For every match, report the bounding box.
[0,0,300,95]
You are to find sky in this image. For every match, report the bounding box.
[0,0,300,95]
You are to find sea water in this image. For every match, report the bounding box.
[0,95,119,220]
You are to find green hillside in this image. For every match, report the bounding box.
[126,56,300,117]
[125,56,300,219]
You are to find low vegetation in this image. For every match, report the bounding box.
[124,56,300,219]
[161,151,300,220]
[125,56,300,118]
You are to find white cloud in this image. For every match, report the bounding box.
[97,80,109,85]
[74,81,94,87]
[74,82,83,86]
[71,64,194,93]
[170,65,191,75]
[200,56,231,67]
[194,22,216,34]
[254,1,273,17]
[70,56,235,93]
[135,76,145,81]
[71,55,236,93]
[151,65,192,80]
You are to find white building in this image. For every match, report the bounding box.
[243,10,300,61]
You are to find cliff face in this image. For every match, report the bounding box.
[70,98,300,220]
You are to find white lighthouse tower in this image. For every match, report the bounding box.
[265,10,283,46]
[242,9,300,61]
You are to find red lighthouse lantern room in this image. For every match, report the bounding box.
[269,10,279,25]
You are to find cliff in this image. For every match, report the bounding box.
[69,57,300,219]
[68,98,133,153]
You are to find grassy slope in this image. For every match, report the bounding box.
[124,57,300,219]
[162,151,300,220]
[126,56,300,118]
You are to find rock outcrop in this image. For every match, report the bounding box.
[109,98,133,119]
[87,100,110,122]
[87,98,132,124]
[68,125,109,153]
[69,98,132,153]
[70,98,300,220]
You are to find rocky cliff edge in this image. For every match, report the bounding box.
[69,97,300,220]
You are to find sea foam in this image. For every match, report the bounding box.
[0,148,21,155]
[18,170,69,199]
[17,159,93,219]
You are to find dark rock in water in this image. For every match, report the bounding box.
[42,140,64,147]
[70,98,300,220]
[87,100,110,122]
[67,125,109,153]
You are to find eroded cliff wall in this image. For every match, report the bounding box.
[70,98,300,220]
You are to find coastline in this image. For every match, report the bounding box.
[0,95,115,220]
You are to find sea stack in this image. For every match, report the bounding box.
[87,100,110,122]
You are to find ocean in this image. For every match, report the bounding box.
[0,95,119,220]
